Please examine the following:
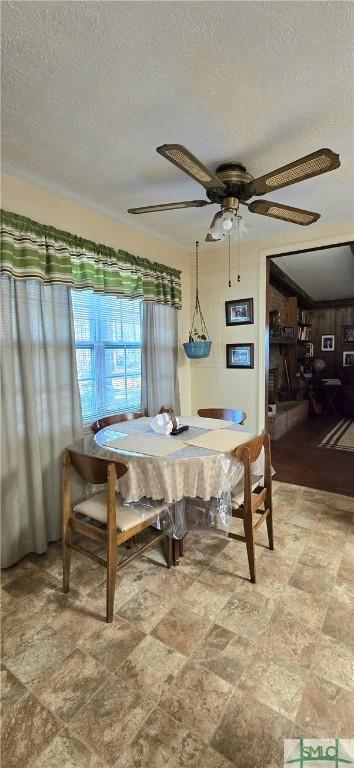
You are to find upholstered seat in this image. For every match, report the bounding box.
[74,493,168,532]
[63,449,172,622]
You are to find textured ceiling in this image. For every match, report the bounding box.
[2,1,354,248]
[272,244,354,300]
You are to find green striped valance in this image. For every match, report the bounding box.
[0,209,182,309]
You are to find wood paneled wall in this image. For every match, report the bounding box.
[312,306,354,375]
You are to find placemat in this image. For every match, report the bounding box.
[185,429,254,453]
[180,416,234,430]
[103,433,184,457]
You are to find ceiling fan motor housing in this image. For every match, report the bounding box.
[206,162,254,204]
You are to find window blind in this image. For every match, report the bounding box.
[71,290,142,424]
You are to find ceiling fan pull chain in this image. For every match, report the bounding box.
[228,235,231,288]
[195,240,199,301]
[237,216,241,283]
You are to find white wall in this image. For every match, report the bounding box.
[2,171,353,428]
[1,171,193,413]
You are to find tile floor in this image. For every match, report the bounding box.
[1,481,354,768]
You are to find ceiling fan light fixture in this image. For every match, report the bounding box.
[222,211,234,231]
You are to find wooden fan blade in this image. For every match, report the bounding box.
[248,200,320,225]
[127,200,210,214]
[250,149,340,196]
[206,211,222,241]
[156,144,226,191]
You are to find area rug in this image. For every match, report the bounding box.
[319,418,354,452]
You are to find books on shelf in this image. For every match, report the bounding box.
[297,308,312,325]
[297,326,312,341]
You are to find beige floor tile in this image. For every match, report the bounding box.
[4,624,74,687]
[30,730,106,767]
[332,577,354,608]
[33,648,108,722]
[197,561,243,592]
[123,556,193,600]
[267,524,307,561]
[277,585,329,631]
[253,659,308,721]
[119,634,186,700]
[153,603,212,656]
[1,692,60,768]
[0,559,41,587]
[69,673,154,766]
[289,562,334,596]
[289,503,321,530]
[114,707,205,768]
[298,544,341,575]
[49,600,107,645]
[2,567,60,601]
[160,661,233,742]
[182,580,231,620]
[296,673,354,737]
[86,571,140,614]
[311,634,354,693]
[1,587,17,617]
[313,515,351,539]
[186,533,230,561]
[175,550,212,579]
[1,605,48,658]
[208,540,250,578]
[217,590,276,639]
[322,596,354,646]
[192,624,257,687]
[197,747,236,768]
[258,608,319,668]
[319,491,354,512]
[1,665,27,713]
[116,587,172,633]
[211,689,293,767]
[78,615,145,669]
[338,556,354,582]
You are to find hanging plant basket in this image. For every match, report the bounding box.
[184,241,212,360]
[183,340,212,359]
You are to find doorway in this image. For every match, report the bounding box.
[265,241,354,496]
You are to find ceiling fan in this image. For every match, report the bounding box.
[127,144,340,242]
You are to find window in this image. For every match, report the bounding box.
[71,290,142,423]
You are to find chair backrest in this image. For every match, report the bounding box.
[65,448,128,484]
[198,408,246,425]
[235,430,272,502]
[91,411,144,434]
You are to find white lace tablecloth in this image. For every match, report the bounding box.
[88,419,264,504]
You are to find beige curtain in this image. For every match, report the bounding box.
[142,302,180,416]
[0,275,83,568]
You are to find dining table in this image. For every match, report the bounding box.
[68,415,265,540]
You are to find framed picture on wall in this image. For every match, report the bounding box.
[226,343,254,369]
[343,351,354,367]
[225,298,254,326]
[321,334,335,351]
[343,326,354,344]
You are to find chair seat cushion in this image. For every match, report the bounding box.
[231,477,263,508]
[73,492,167,532]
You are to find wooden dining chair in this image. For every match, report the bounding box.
[197,408,247,425]
[62,449,172,622]
[90,411,144,434]
[228,430,273,582]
